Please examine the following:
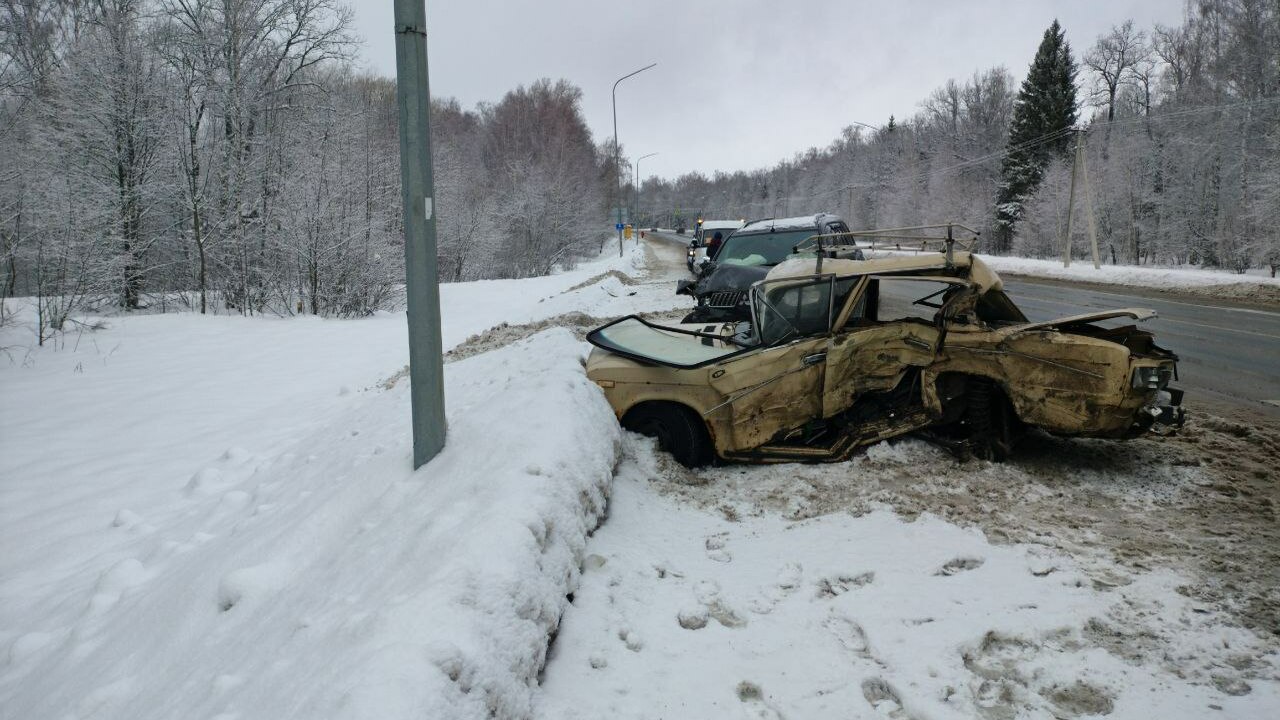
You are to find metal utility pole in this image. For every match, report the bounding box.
[612,63,656,256]
[394,0,446,468]
[634,152,657,233]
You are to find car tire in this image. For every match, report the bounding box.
[965,379,1019,461]
[622,402,714,467]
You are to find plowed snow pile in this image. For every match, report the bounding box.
[1,328,621,719]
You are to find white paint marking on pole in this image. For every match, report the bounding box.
[424,197,433,220]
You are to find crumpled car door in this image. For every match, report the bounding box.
[707,338,827,450]
[820,324,939,418]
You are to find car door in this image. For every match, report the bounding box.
[821,277,952,418]
[705,276,836,450]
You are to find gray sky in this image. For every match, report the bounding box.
[352,1,1186,182]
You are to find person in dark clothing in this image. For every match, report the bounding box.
[706,231,725,259]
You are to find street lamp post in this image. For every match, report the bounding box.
[613,62,656,256]
[634,152,657,234]
[393,0,445,468]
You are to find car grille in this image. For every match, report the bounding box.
[705,290,745,308]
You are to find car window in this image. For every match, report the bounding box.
[874,279,957,323]
[833,278,864,325]
[716,230,815,265]
[754,277,837,345]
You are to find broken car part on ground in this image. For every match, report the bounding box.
[587,228,1184,466]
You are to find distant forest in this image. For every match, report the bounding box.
[1,0,1277,339]
[1,0,618,334]
[640,1,1279,274]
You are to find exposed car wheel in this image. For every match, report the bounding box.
[622,402,714,467]
[965,379,1020,461]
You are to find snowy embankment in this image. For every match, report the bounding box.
[982,254,1280,303]
[0,242,684,719]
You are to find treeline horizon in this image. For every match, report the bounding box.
[634,0,1278,274]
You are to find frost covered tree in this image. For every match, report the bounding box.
[992,19,1078,253]
[1084,20,1150,122]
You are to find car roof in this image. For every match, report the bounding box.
[701,220,744,230]
[763,251,1004,292]
[737,214,840,234]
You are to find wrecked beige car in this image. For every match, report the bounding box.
[586,240,1184,466]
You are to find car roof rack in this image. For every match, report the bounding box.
[792,222,981,272]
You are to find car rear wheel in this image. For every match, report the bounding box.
[965,379,1020,461]
[622,402,714,467]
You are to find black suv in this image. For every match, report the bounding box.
[677,213,857,322]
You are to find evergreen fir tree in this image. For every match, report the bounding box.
[993,19,1078,252]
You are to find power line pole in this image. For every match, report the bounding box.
[1062,130,1080,268]
[1080,132,1102,269]
[1061,128,1101,269]
[394,0,446,468]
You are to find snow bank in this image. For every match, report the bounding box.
[1,323,619,719]
[984,254,1280,291]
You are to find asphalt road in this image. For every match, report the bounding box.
[645,229,1280,413]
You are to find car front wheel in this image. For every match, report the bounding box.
[622,402,714,467]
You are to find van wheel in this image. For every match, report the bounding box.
[965,380,1019,461]
[622,403,713,467]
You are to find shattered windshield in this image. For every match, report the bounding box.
[715,230,815,266]
[587,317,752,369]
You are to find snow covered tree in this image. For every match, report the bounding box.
[1084,20,1150,122]
[992,20,1078,252]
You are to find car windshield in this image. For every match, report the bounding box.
[587,317,752,369]
[715,230,815,266]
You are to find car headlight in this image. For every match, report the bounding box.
[1131,366,1171,390]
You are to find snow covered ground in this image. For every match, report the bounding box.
[2,236,1277,719]
[980,255,1280,304]
[538,435,1279,719]
[0,241,682,719]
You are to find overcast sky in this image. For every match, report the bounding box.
[351,1,1186,182]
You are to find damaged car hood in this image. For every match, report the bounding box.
[1006,308,1157,334]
